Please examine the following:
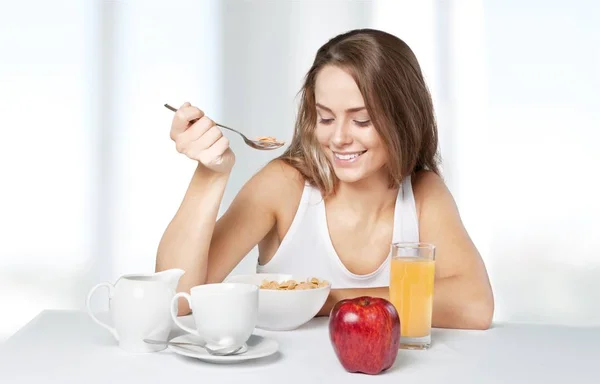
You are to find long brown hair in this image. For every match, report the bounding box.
[279,28,441,197]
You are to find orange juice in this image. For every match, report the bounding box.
[389,257,435,338]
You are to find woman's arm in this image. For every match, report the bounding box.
[157,159,302,315]
[317,274,492,330]
[413,171,494,329]
[155,164,231,311]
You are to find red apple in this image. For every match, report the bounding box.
[328,296,400,375]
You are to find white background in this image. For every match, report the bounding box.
[1,0,598,341]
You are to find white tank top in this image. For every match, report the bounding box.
[256,176,419,289]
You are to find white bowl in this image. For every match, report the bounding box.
[224,273,331,331]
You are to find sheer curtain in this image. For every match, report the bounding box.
[1,0,598,340]
[0,0,98,338]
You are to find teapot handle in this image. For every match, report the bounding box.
[86,282,119,340]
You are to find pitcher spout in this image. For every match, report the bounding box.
[154,268,185,289]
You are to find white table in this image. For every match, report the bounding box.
[0,310,598,383]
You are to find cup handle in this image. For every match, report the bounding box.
[170,292,200,336]
[86,282,119,340]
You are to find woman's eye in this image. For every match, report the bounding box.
[354,120,371,127]
[319,118,334,125]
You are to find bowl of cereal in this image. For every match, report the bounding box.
[224,273,331,331]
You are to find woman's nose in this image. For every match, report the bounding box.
[331,121,352,147]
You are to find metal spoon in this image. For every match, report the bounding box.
[143,338,247,356]
[164,103,285,150]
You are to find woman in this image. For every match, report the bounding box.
[156,28,494,329]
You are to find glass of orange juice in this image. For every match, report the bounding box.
[389,242,435,350]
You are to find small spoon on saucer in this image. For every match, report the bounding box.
[144,338,247,356]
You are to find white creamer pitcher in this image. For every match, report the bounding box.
[86,269,185,353]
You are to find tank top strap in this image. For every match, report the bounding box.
[393,175,420,243]
[276,181,316,250]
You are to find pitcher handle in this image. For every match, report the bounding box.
[86,282,119,340]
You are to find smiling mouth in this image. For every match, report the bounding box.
[333,150,367,161]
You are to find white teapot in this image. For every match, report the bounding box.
[86,269,185,353]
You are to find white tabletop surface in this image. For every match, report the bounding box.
[0,310,598,383]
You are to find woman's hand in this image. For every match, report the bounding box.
[170,102,235,174]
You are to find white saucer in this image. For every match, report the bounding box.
[168,334,279,364]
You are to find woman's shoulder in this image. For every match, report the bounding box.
[251,160,309,245]
[410,170,453,216]
[245,159,306,210]
[258,159,306,190]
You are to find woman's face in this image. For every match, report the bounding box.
[314,65,388,184]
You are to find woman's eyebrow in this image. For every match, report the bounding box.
[316,103,366,113]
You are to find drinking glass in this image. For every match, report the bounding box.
[389,242,435,350]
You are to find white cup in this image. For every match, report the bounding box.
[170,283,258,349]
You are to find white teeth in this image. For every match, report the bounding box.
[334,152,363,160]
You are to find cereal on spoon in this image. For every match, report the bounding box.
[255,136,284,146]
